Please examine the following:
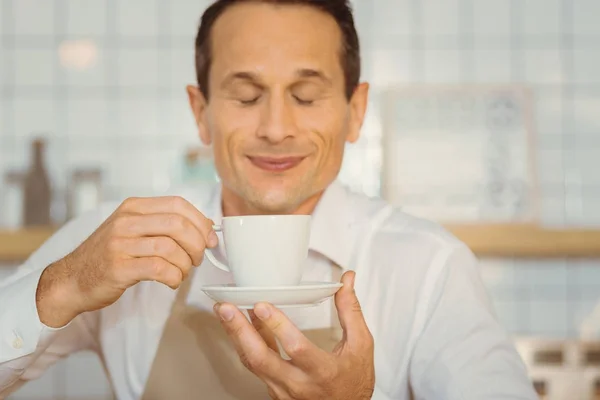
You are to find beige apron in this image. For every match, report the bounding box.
[140,264,343,400]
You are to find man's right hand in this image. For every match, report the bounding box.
[35,196,218,328]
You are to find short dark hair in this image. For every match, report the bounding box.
[194,0,361,101]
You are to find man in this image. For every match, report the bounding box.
[0,1,537,399]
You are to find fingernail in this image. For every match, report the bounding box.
[349,271,356,287]
[254,304,270,320]
[208,231,218,247]
[218,304,234,322]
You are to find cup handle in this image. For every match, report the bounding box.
[204,224,230,272]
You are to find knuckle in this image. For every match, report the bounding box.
[106,237,121,253]
[165,214,183,229]
[170,196,188,209]
[153,237,177,255]
[113,214,133,232]
[366,331,375,347]
[165,214,186,230]
[286,384,305,400]
[285,341,307,359]
[120,197,139,211]
[239,352,263,372]
[149,257,165,279]
[362,330,375,351]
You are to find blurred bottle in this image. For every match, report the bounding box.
[533,380,547,400]
[23,138,52,227]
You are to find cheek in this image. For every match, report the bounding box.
[208,103,259,156]
[301,105,348,153]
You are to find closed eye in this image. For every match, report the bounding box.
[293,95,314,106]
[239,96,260,106]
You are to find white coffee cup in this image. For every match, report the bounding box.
[204,214,311,287]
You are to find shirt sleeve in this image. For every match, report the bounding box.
[0,209,108,395]
[408,244,538,400]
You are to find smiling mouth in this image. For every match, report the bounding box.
[247,156,306,172]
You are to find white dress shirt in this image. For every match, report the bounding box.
[0,181,537,399]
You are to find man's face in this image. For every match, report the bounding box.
[188,2,369,214]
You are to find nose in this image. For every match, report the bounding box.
[257,93,296,143]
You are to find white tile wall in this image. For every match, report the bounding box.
[572,49,600,84]
[13,0,55,35]
[13,49,55,86]
[371,0,412,37]
[522,0,561,36]
[116,0,158,36]
[12,96,60,140]
[66,98,110,138]
[169,48,196,89]
[117,48,160,87]
[473,49,512,83]
[369,46,413,86]
[421,0,460,36]
[472,0,512,37]
[524,49,564,85]
[63,44,107,87]
[423,49,461,83]
[573,0,600,35]
[2,0,600,398]
[65,0,107,36]
[169,0,210,36]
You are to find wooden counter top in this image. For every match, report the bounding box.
[445,223,600,258]
[2,223,600,263]
[0,227,58,263]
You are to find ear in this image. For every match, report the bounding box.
[346,82,369,144]
[187,85,211,146]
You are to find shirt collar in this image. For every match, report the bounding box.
[206,180,361,271]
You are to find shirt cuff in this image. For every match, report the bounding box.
[0,267,70,364]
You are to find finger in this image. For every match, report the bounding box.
[248,310,279,353]
[122,256,183,289]
[214,303,296,381]
[119,196,218,248]
[252,303,329,371]
[334,271,373,349]
[114,213,206,266]
[118,237,193,280]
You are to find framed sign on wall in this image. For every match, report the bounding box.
[380,85,540,224]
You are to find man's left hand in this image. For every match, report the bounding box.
[213,271,375,400]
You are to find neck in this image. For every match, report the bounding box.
[221,185,324,217]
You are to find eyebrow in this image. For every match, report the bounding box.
[220,68,333,89]
[295,68,332,85]
[220,71,262,89]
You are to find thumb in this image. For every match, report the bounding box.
[334,270,370,345]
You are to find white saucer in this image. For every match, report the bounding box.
[200,281,343,309]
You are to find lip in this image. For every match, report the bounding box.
[247,156,306,172]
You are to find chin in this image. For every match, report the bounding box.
[256,191,296,214]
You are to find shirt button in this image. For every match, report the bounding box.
[11,331,23,349]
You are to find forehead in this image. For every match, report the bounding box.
[209,2,344,79]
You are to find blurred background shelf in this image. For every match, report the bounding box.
[0,227,58,263]
[445,223,600,259]
[2,224,600,263]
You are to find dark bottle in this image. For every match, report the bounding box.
[23,138,52,227]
